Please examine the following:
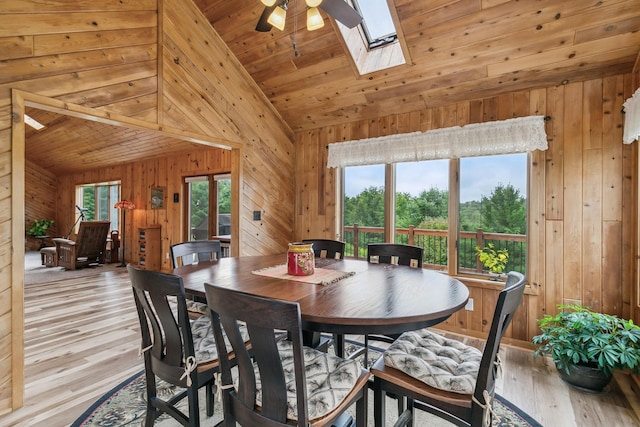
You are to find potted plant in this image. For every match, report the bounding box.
[475,243,509,279]
[532,304,640,392]
[27,219,54,237]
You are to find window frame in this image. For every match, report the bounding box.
[339,155,529,280]
[75,181,121,234]
[351,0,398,50]
[183,172,232,242]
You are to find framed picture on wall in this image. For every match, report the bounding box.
[151,187,164,209]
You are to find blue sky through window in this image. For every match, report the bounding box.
[345,154,527,203]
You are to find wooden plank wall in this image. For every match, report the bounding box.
[160,0,296,256]
[295,74,638,344]
[55,148,231,271]
[0,0,160,414]
[24,160,58,250]
[0,0,296,414]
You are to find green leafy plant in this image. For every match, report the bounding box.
[532,304,640,376]
[27,219,53,237]
[475,243,509,273]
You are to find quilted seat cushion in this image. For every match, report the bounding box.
[190,315,248,364]
[384,329,482,394]
[253,340,362,421]
[186,299,208,315]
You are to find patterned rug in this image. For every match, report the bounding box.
[71,342,542,427]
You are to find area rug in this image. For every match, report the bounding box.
[72,343,542,427]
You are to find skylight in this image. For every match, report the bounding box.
[352,0,397,49]
[336,0,408,75]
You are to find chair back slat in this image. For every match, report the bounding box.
[170,240,222,268]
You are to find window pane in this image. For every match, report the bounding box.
[343,165,385,257]
[81,186,96,221]
[395,160,449,270]
[96,186,108,220]
[110,185,120,230]
[188,179,210,241]
[216,176,231,236]
[458,154,527,276]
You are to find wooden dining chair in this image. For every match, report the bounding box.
[353,243,426,366]
[128,266,220,426]
[367,243,424,267]
[370,271,526,427]
[302,238,346,259]
[204,282,370,427]
[170,239,222,268]
[170,240,222,315]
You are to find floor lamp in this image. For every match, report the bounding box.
[114,200,135,267]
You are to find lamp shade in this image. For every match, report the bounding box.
[305,0,322,7]
[114,200,136,210]
[261,0,277,5]
[306,7,324,31]
[267,5,287,31]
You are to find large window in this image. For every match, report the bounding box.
[76,181,120,231]
[342,154,528,278]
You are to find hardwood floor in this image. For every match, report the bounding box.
[1,252,639,426]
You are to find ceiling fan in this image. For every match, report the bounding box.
[256,0,363,32]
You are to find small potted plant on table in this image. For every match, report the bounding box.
[27,219,54,249]
[475,242,509,280]
[532,304,640,393]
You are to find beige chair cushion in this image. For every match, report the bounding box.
[253,340,362,421]
[384,329,481,394]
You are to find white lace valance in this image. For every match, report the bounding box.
[623,88,640,144]
[327,116,548,168]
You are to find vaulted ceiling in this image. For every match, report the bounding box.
[24,0,640,174]
[196,0,640,131]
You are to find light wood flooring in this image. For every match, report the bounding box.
[1,252,640,426]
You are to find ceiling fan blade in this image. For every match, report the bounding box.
[319,0,363,28]
[255,5,276,32]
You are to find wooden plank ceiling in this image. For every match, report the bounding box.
[24,108,208,175]
[197,0,640,131]
[24,0,640,174]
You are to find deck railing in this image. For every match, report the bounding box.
[343,224,526,274]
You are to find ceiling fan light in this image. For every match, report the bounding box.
[305,0,323,7]
[261,0,277,6]
[306,7,324,31]
[268,6,287,31]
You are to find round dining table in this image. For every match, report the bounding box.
[173,253,469,353]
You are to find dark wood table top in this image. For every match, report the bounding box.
[173,253,469,336]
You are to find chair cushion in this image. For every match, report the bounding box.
[383,329,482,394]
[186,299,208,315]
[190,315,249,364]
[254,340,362,421]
